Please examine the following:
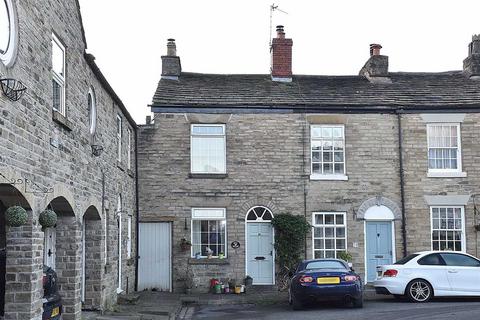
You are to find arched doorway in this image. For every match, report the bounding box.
[44,196,78,318]
[0,184,33,318]
[245,206,275,285]
[82,206,102,310]
[364,205,396,283]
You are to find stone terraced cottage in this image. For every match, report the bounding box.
[0,0,137,319]
[138,26,480,292]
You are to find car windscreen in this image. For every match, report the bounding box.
[305,260,347,270]
[394,254,419,265]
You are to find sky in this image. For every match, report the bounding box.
[79,0,480,124]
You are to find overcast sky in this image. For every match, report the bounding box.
[79,0,480,124]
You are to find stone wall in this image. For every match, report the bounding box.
[0,0,137,319]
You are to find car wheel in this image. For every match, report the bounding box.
[291,294,304,311]
[352,296,363,308]
[406,279,433,303]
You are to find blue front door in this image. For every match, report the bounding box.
[366,221,393,282]
[247,223,274,284]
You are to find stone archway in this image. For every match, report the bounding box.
[45,196,80,320]
[81,205,102,311]
[0,184,42,320]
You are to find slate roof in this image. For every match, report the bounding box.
[152,71,480,112]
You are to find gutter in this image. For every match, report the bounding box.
[134,128,140,291]
[396,112,408,257]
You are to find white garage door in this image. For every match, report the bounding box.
[138,222,172,291]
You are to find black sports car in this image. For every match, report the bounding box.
[42,265,62,320]
[289,259,363,310]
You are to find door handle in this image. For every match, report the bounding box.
[448,270,458,273]
[255,256,265,260]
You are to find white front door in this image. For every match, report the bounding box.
[246,222,274,285]
[44,227,56,269]
[138,222,172,291]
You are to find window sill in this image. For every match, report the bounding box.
[310,174,348,181]
[188,258,229,265]
[189,173,228,179]
[427,171,467,178]
[52,110,73,131]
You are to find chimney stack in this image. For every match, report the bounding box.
[463,35,480,79]
[359,43,390,83]
[161,38,181,80]
[271,25,293,82]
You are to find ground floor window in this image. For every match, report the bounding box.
[191,208,226,258]
[312,212,347,259]
[431,206,465,251]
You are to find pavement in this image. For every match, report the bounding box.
[79,287,398,320]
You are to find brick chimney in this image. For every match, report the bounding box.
[271,25,293,82]
[161,38,181,80]
[463,35,480,79]
[359,44,391,83]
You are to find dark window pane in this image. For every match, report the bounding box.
[440,253,480,267]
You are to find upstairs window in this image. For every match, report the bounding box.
[52,33,66,115]
[191,124,226,174]
[0,0,18,67]
[311,125,346,179]
[87,88,97,137]
[127,128,132,170]
[116,115,122,162]
[427,124,461,172]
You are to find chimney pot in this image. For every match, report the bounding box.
[276,25,285,39]
[464,35,480,78]
[370,43,382,56]
[167,38,177,56]
[146,115,152,125]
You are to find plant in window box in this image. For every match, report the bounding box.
[39,209,57,230]
[180,238,192,252]
[5,206,28,227]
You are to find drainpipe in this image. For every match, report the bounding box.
[135,126,140,291]
[396,112,408,257]
[134,128,140,291]
[302,112,308,260]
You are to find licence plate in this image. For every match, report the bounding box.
[51,307,59,317]
[317,277,340,284]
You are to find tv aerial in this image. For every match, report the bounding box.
[269,3,289,47]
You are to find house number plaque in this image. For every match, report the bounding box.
[231,241,240,249]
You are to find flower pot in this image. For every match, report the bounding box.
[214,284,222,294]
[244,277,253,286]
[234,286,242,294]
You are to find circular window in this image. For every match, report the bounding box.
[87,88,97,137]
[0,0,18,67]
[246,206,273,222]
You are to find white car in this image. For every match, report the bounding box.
[374,251,480,302]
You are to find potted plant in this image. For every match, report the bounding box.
[244,275,253,286]
[39,209,57,229]
[180,238,192,252]
[337,251,353,262]
[5,206,28,227]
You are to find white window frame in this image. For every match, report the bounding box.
[88,87,97,137]
[310,125,348,181]
[0,0,18,67]
[312,212,347,259]
[430,206,466,253]
[190,124,226,174]
[116,115,122,163]
[191,208,227,258]
[116,194,123,294]
[127,128,132,170]
[127,215,132,259]
[52,33,66,115]
[427,123,465,178]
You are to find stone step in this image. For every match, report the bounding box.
[117,293,141,305]
[245,285,279,293]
